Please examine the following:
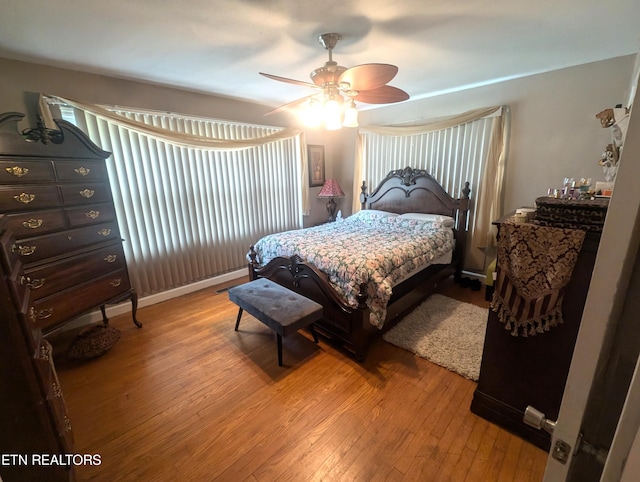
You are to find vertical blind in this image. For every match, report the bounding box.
[357,109,506,272]
[360,119,492,200]
[61,106,303,297]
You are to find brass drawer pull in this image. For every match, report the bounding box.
[12,244,37,256]
[104,254,117,263]
[22,218,43,229]
[63,416,72,433]
[79,189,95,198]
[14,192,35,204]
[74,166,91,176]
[21,276,46,289]
[98,228,112,237]
[36,308,53,320]
[6,166,29,177]
[51,382,62,399]
[39,343,51,360]
[85,210,100,219]
[110,278,122,288]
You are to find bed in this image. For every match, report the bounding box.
[247,166,471,360]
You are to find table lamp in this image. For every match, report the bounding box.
[318,179,345,222]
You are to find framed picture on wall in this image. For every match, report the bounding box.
[308,145,325,187]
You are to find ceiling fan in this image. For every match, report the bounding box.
[259,33,410,128]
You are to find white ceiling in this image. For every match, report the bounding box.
[1,0,639,110]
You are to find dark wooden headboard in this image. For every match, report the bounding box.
[359,166,471,269]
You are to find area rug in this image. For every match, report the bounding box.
[382,294,488,381]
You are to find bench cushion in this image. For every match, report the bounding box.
[228,278,323,336]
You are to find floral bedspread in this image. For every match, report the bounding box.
[250,211,454,328]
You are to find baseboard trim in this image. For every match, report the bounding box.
[57,269,247,332]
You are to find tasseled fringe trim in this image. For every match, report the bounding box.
[490,296,564,337]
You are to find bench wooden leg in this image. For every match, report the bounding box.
[234,308,243,331]
[309,324,319,343]
[277,333,283,367]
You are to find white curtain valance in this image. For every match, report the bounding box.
[40,94,303,151]
[358,106,503,137]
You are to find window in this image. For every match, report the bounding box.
[53,101,305,296]
[356,106,508,271]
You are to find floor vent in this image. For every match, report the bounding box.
[215,285,238,294]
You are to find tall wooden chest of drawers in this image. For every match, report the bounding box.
[0,112,140,333]
[1,215,75,481]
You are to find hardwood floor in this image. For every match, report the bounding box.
[54,276,547,481]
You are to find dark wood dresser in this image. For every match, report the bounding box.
[470,201,606,450]
[0,215,75,481]
[0,112,140,333]
[0,112,141,480]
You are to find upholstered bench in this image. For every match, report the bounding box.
[228,278,323,366]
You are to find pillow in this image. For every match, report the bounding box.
[349,209,398,221]
[363,209,398,217]
[397,213,455,228]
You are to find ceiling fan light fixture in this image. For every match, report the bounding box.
[343,100,359,128]
[260,31,409,130]
[301,98,323,127]
[324,97,343,130]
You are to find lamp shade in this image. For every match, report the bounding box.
[318,179,345,198]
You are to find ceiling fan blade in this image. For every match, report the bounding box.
[259,72,318,89]
[264,95,315,116]
[339,63,398,91]
[353,85,410,104]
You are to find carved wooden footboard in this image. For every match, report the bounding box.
[248,253,375,360]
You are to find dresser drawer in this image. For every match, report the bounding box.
[23,243,127,301]
[65,202,116,227]
[33,339,74,451]
[12,221,121,265]
[6,209,66,237]
[47,388,75,451]
[28,268,132,332]
[0,185,61,211]
[0,160,55,183]
[54,160,108,181]
[59,182,112,205]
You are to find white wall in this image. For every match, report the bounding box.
[1,55,635,224]
[0,57,334,225]
[0,58,272,127]
[346,55,635,215]
[543,66,640,482]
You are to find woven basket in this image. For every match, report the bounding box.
[68,325,121,359]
